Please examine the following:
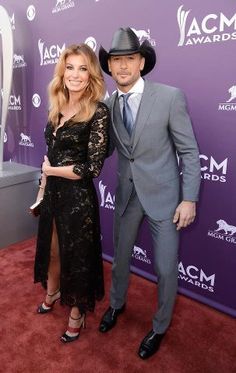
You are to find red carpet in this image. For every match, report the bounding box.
[0,238,235,373]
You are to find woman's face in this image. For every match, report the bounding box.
[63,53,90,95]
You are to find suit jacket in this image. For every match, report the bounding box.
[106,80,201,220]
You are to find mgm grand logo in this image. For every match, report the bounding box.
[19,132,34,148]
[13,53,27,68]
[208,219,236,244]
[132,245,151,265]
[52,0,75,13]
[218,85,236,111]
[131,27,156,46]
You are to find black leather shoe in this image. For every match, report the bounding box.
[138,330,165,359]
[99,305,125,333]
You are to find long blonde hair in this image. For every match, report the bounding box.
[48,44,105,126]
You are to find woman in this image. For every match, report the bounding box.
[34,44,109,343]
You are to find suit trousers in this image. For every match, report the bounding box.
[110,189,179,334]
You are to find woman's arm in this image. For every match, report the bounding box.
[42,156,81,180]
[72,104,109,178]
[42,103,110,180]
[35,171,47,201]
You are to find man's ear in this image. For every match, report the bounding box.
[140,56,145,72]
[108,59,111,72]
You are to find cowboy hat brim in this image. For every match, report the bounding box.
[99,39,156,76]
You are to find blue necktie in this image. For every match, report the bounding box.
[121,93,134,136]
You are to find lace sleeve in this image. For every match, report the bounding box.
[73,103,110,178]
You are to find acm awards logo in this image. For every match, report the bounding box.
[52,0,75,13]
[132,245,151,265]
[98,180,115,210]
[200,154,228,183]
[131,27,156,46]
[218,85,236,111]
[8,94,22,110]
[177,5,236,47]
[38,39,65,66]
[178,262,215,293]
[208,219,236,245]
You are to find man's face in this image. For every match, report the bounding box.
[108,53,145,92]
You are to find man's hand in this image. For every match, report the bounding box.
[173,201,196,230]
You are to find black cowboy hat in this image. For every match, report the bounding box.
[99,27,156,76]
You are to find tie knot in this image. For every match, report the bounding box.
[121,93,132,104]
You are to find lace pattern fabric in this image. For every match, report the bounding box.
[34,102,110,312]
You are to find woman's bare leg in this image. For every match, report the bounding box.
[45,220,61,304]
[61,306,86,341]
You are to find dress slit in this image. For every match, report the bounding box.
[34,102,108,311]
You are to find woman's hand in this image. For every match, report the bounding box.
[42,155,52,176]
[42,156,81,180]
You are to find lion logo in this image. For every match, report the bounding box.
[56,0,65,6]
[20,133,31,143]
[131,28,151,42]
[13,54,24,64]
[133,245,147,257]
[227,85,236,103]
[215,219,236,236]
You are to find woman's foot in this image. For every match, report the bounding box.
[60,313,86,343]
[37,289,60,314]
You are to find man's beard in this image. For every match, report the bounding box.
[115,77,132,87]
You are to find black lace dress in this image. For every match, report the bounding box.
[34,102,109,313]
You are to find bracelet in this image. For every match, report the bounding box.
[39,186,45,190]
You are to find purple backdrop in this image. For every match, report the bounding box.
[1,0,236,317]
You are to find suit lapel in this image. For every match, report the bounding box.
[132,81,157,151]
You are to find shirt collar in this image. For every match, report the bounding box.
[118,77,144,97]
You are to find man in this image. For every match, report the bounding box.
[98,27,201,359]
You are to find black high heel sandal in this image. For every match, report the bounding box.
[37,289,60,314]
[60,313,86,343]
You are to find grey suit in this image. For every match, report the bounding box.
[107,80,201,333]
